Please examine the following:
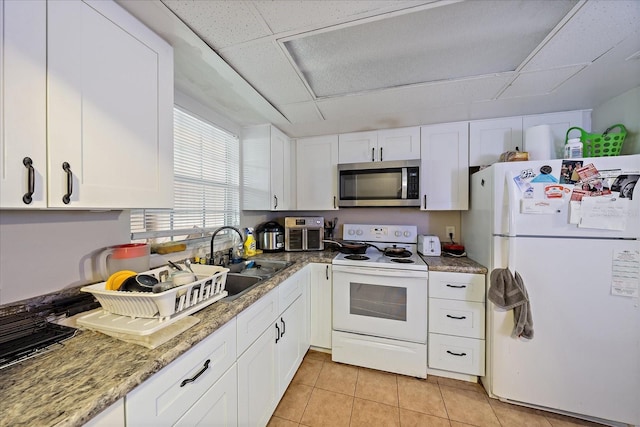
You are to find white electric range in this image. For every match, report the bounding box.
[331,224,429,378]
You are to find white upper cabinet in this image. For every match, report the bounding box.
[420,122,469,211]
[338,127,420,163]
[468,116,523,167]
[0,0,47,208]
[377,127,421,162]
[296,135,339,210]
[242,124,292,211]
[0,0,174,209]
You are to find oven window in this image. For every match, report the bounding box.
[349,282,407,321]
[340,169,403,200]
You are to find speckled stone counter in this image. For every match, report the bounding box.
[1,250,485,426]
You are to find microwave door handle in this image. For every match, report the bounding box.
[401,168,408,199]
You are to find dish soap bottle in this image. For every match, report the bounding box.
[244,227,257,257]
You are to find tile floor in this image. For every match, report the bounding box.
[268,350,606,427]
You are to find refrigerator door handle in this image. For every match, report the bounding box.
[507,236,517,275]
[506,172,518,237]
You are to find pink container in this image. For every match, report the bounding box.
[97,243,150,280]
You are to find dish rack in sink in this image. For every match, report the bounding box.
[78,264,228,335]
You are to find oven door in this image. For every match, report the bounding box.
[332,265,427,343]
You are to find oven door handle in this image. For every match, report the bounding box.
[332,264,427,278]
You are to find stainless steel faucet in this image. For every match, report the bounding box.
[210,226,245,266]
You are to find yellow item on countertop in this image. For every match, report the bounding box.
[243,228,257,256]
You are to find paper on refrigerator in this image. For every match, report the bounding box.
[611,249,639,298]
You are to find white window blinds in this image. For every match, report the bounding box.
[131,107,240,242]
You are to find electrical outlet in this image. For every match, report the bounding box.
[445,226,455,241]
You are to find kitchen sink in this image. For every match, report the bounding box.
[222,259,294,301]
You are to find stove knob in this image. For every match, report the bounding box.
[356,229,363,236]
[394,231,401,237]
[348,229,355,236]
[404,231,411,237]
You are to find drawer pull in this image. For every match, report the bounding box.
[22,157,35,204]
[180,359,210,387]
[446,314,467,320]
[276,323,281,343]
[280,317,286,337]
[446,350,467,357]
[446,284,466,289]
[62,162,73,204]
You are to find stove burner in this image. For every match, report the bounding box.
[390,258,415,264]
[344,255,370,261]
[384,250,412,258]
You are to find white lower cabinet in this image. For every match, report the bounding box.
[309,263,332,349]
[428,271,486,377]
[125,319,237,426]
[237,267,310,427]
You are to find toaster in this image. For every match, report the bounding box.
[418,235,441,256]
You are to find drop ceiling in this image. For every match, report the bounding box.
[117,0,640,138]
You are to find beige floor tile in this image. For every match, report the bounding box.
[355,367,399,407]
[292,358,324,387]
[268,416,300,427]
[314,361,358,396]
[351,398,400,427]
[399,408,451,426]
[440,385,500,427]
[436,377,486,393]
[273,383,313,423]
[305,350,333,363]
[397,376,448,419]
[300,388,354,427]
[426,374,440,383]
[489,398,552,427]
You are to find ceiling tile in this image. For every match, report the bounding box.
[522,0,640,71]
[499,65,586,99]
[284,0,576,97]
[221,40,313,105]
[162,0,271,49]
[252,0,427,34]
[316,75,513,121]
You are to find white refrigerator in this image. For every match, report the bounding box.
[462,154,640,426]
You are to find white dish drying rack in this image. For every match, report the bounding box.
[78,264,229,336]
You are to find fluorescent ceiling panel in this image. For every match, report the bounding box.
[284,0,577,98]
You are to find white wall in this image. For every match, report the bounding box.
[592,86,640,155]
[0,210,130,305]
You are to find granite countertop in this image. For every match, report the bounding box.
[0,250,485,427]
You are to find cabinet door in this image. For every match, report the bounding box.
[523,110,591,160]
[126,319,237,426]
[175,364,238,427]
[277,295,305,395]
[469,116,523,167]
[310,264,332,349]
[420,122,469,210]
[270,126,291,210]
[377,127,421,162]
[0,0,47,208]
[237,322,280,427]
[47,0,173,208]
[296,135,339,210]
[242,125,272,210]
[338,131,378,163]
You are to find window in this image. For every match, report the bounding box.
[131,106,240,243]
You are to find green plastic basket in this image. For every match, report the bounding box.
[565,124,626,157]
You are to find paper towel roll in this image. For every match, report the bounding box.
[524,125,554,160]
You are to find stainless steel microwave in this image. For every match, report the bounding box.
[338,160,420,207]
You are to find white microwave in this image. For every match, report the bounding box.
[338,160,420,207]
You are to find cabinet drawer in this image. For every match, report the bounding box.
[429,298,485,339]
[126,319,237,426]
[237,288,279,356]
[279,268,306,311]
[428,333,485,375]
[429,272,485,302]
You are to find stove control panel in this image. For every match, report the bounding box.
[343,224,417,243]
